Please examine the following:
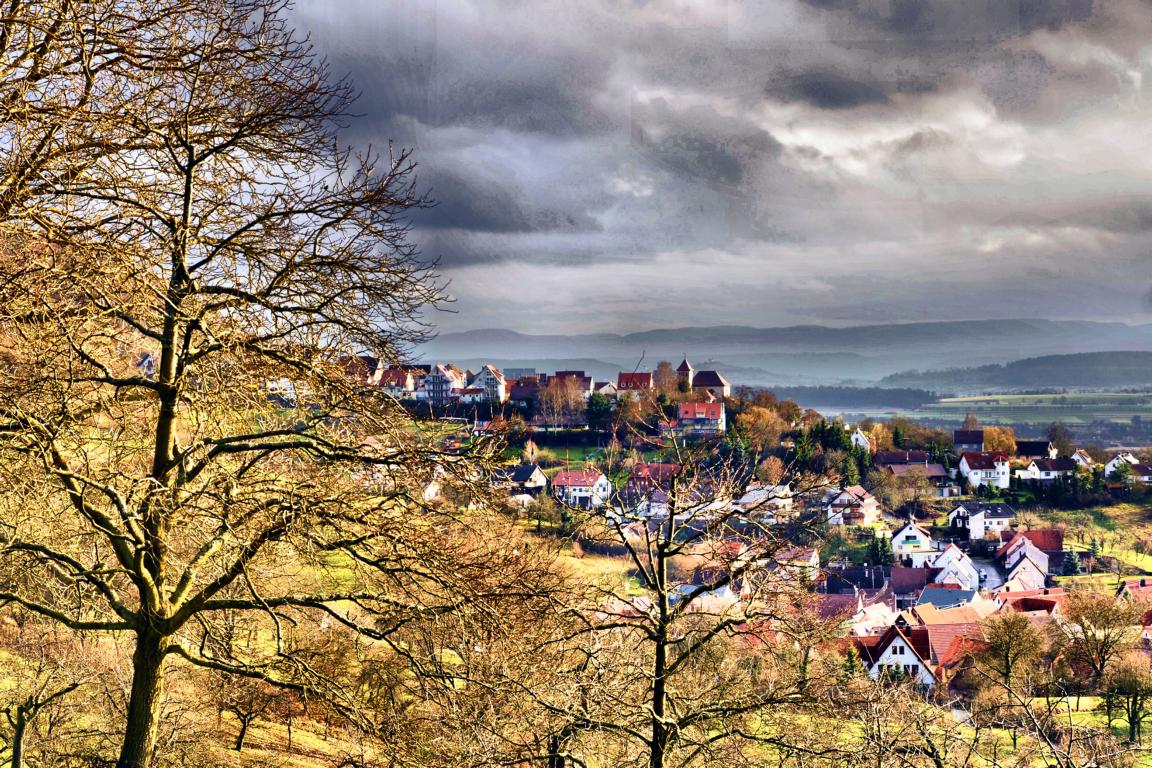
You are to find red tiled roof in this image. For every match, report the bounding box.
[377,369,411,387]
[678,402,723,420]
[962,452,1009,470]
[553,470,604,487]
[617,372,653,390]
[1021,529,1064,553]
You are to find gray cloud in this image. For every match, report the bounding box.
[293,0,1152,331]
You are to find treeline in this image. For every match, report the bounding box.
[882,351,1152,390]
[742,386,938,409]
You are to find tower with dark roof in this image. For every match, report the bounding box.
[677,356,694,388]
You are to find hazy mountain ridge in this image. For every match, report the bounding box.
[418,320,1152,386]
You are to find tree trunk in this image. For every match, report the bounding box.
[234,717,251,751]
[11,705,26,768]
[118,628,167,768]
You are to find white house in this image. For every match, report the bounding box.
[552,470,612,509]
[468,364,507,403]
[890,520,938,567]
[1071,449,1095,468]
[426,363,467,404]
[1105,452,1139,478]
[1006,546,1048,590]
[948,502,1017,542]
[929,544,981,590]
[733,483,794,519]
[1019,458,1078,483]
[866,628,938,687]
[958,452,1011,489]
[825,485,881,526]
[593,381,619,398]
[851,427,873,452]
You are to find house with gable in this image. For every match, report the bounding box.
[496,464,548,497]
[1071,449,1095,468]
[552,470,612,509]
[732,483,794,522]
[953,430,985,453]
[617,372,653,398]
[996,532,1051,588]
[672,401,727,439]
[377,367,416,398]
[929,544,981,590]
[856,623,985,689]
[467,364,507,403]
[948,501,1017,542]
[851,427,874,452]
[1019,457,1078,483]
[1105,452,1140,478]
[425,363,467,404]
[958,452,1011,489]
[593,381,618,398]
[825,485,881,526]
[891,520,938,567]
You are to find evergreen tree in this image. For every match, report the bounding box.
[892,424,905,449]
[1063,550,1083,576]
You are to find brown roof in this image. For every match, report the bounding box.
[954,430,984,444]
[1031,458,1077,473]
[691,370,730,388]
[887,463,948,479]
[1015,440,1053,457]
[890,567,935,594]
[874,450,930,467]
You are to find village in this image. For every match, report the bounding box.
[330,354,1152,711]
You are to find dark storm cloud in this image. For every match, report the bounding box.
[292,0,1152,332]
[779,73,891,109]
[805,0,1095,41]
[415,167,602,235]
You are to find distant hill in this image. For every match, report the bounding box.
[880,351,1152,391]
[417,319,1152,386]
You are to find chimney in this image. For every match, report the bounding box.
[1142,578,1147,588]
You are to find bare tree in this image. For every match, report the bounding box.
[0,1,558,766]
[547,425,837,768]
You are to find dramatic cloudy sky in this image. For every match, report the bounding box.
[294,0,1152,333]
